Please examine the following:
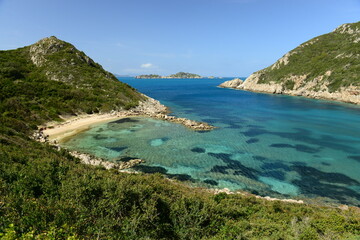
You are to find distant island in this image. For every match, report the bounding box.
[135,74,163,79]
[136,72,203,79]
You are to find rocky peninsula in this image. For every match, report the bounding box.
[219,22,360,105]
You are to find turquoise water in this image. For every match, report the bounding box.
[63,77,360,206]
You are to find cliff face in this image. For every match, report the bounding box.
[219,22,360,104]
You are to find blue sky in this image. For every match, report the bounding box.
[0,0,359,77]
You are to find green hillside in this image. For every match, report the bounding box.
[0,37,359,239]
[0,36,144,132]
[256,21,360,92]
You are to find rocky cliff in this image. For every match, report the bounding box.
[219,22,360,104]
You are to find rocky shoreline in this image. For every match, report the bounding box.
[70,151,145,171]
[41,95,215,133]
[32,129,145,171]
[219,77,360,105]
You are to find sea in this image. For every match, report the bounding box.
[62,77,360,206]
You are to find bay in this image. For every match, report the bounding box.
[62,77,360,206]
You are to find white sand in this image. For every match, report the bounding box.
[43,113,124,143]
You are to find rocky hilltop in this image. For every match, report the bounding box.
[219,22,360,104]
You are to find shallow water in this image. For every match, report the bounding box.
[63,77,360,206]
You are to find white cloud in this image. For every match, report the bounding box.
[140,63,153,68]
[122,63,163,74]
[115,42,126,48]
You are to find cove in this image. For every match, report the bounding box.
[62,77,360,206]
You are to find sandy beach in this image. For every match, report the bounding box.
[43,113,125,143]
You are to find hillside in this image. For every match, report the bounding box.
[1,37,359,239]
[0,36,144,130]
[219,21,360,104]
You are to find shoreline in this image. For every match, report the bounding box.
[41,97,215,143]
[220,85,360,106]
[218,79,360,106]
[43,113,124,143]
[35,98,356,209]
[42,112,215,144]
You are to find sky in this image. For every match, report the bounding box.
[0,0,359,77]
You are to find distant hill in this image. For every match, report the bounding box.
[219,21,360,104]
[136,72,202,79]
[135,74,162,79]
[168,72,202,78]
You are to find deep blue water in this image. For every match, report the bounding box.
[63,77,360,206]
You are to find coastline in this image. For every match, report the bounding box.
[35,97,356,209]
[41,96,215,143]
[37,109,310,207]
[218,78,360,105]
[218,85,360,106]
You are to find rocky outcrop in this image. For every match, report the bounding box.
[130,95,215,131]
[218,74,360,104]
[70,151,144,171]
[29,36,65,67]
[133,95,168,115]
[29,36,96,68]
[150,113,215,130]
[218,78,243,88]
[33,130,145,171]
[219,21,360,105]
[32,129,49,142]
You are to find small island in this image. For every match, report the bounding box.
[135,74,162,79]
[136,72,203,79]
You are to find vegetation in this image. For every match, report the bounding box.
[1,37,360,239]
[135,74,162,79]
[168,72,202,78]
[0,36,144,127]
[256,21,360,92]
